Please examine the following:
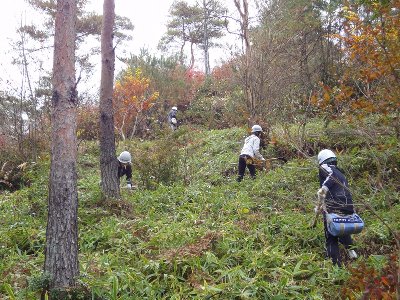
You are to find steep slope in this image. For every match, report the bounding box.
[1,119,399,299]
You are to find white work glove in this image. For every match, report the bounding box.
[317,186,328,201]
[127,183,132,189]
[261,158,266,166]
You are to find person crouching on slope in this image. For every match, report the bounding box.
[237,125,266,182]
[118,151,133,189]
[167,106,178,130]
[317,149,358,266]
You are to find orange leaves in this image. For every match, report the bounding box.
[335,85,354,103]
[114,68,155,110]
[317,0,400,122]
[351,99,376,114]
[114,68,159,109]
[310,93,318,105]
[312,80,359,118]
[113,68,159,138]
[211,62,234,84]
[323,89,331,103]
[341,254,398,299]
[313,83,334,110]
[339,0,400,77]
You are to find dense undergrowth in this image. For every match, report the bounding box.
[0,118,399,299]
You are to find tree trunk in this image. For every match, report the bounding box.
[45,0,79,292]
[203,0,210,76]
[179,20,186,65]
[234,0,255,122]
[130,111,141,139]
[99,0,120,199]
[189,42,195,70]
[19,22,39,161]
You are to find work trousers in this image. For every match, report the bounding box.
[323,213,354,266]
[237,155,256,182]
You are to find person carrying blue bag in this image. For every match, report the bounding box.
[316,149,361,266]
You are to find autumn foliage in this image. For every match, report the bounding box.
[211,61,236,95]
[313,0,400,134]
[341,254,398,299]
[184,68,205,103]
[113,68,159,139]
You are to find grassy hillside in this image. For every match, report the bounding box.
[1,119,399,299]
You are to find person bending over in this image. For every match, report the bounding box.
[237,125,265,182]
[118,151,133,189]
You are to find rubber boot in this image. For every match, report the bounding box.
[348,250,358,259]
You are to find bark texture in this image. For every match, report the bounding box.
[99,0,120,199]
[45,0,79,291]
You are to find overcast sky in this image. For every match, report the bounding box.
[0,0,250,94]
[0,0,179,91]
[0,0,183,56]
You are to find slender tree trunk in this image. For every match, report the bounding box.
[119,112,127,141]
[130,111,141,139]
[300,31,311,91]
[45,0,79,292]
[189,42,195,70]
[19,22,38,161]
[99,0,120,199]
[234,0,255,122]
[180,20,186,65]
[203,0,210,75]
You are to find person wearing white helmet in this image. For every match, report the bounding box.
[167,106,178,130]
[117,151,133,189]
[236,125,265,182]
[317,149,358,266]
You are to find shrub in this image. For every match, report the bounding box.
[341,254,398,299]
[132,131,182,189]
[77,105,99,141]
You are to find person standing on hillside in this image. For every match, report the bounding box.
[167,106,178,130]
[118,151,134,189]
[237,125,265,182]
[316,149,358,266]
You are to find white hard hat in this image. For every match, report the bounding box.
[251,125,263,133]
[118,151,132,163]
[172,106,178,111]
[317,149,336,165]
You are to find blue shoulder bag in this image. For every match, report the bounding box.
[326,212,364,237]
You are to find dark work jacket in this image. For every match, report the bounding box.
[319,164,354,215]
[118,163,132,184]
[167,110,177,123]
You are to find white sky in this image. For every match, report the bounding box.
[0,0,250,95]
[0,0,182,57]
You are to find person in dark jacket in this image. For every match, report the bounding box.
[317,149,358,266]
[118,151,133,189]
[167,106,178,130]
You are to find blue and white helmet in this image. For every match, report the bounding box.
[317,149,336,165]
